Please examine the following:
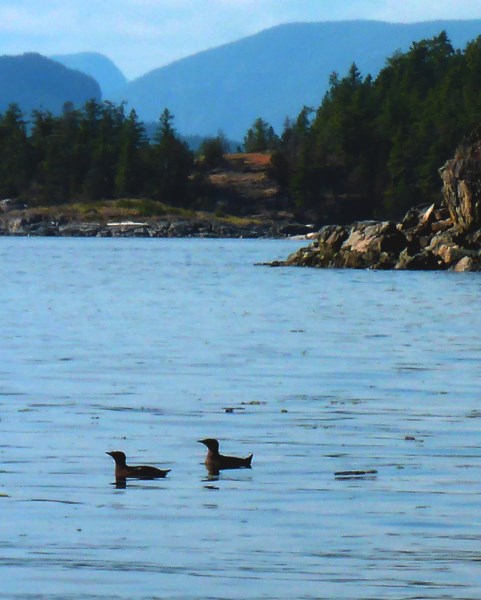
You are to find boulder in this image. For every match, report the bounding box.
[341,221,407,255]
[395,249,443,270]
[453,255,481,272]
[5,214,55,235]
[58,222,102,237]
[317,224,349,250]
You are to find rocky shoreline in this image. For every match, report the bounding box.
[266,134,481,272]
[267,203,481,271]
[0,211,312,239]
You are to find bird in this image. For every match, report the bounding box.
[198,438,253,474]
[106,451,170,481]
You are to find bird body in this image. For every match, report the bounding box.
[106,451,170,481]
[198,438,253,473]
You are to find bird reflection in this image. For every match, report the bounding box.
[112,476,169,489]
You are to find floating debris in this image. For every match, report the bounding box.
[335,469,378,479]
[240,400,266,406]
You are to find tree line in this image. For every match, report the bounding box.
[245,31,481,221]
[0,101,193,206]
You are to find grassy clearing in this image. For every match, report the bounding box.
[9,198,269,226]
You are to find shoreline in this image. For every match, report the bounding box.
[0,211,313,239]
[264,203,481,272]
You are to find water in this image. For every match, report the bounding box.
[1,237,481,599]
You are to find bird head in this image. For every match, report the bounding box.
[198,438,220,452]
[106,450,127,465]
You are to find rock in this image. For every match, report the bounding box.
[435,243,463,266]
[395,249,442,270]
[439,130,481,231]
[58,222,102,237]
[465,228,481,248]
[340,249,397,270]
[341,221,407,255]
[27,221,58,236]
[318,224,349,250]
[453,256,481,271]
[416,203,436,230]
[5,214,55,235]
[278,223,314,236]
[430,218,453,234]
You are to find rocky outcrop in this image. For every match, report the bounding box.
[268,202,481,271]
[268,131,481,272]
[439,129,481,231]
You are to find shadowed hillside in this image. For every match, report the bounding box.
[0,53,101,114]
[51,52,127,96]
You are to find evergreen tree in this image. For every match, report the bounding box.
[0,104,29,197]
[244,117,279,152]
[198,132,229,169]
[115,109,148,197]
[149,108,193,204]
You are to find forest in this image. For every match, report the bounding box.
[267,31,481,221]
[1,32,481,222]
[0,103,193,207]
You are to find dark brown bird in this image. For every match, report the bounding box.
[106,451,170,481]
[198,438,253,473]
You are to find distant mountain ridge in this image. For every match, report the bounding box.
[51,52,127,96]
[112,20,481,139]
[0,52,101,115]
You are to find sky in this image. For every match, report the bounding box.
[1,0,481,80]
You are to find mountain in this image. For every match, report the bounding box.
[51,52,127,96]
[0,52,101,116]
[113,20,481,140]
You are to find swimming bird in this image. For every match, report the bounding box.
[106,451,170,481]
[198,438,253,473]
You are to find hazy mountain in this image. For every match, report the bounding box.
[51,52,127,96]
[113,20,481,140]
[0,52,101,116]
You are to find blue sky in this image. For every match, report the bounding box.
[1,0,481,79]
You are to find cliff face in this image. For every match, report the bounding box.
[439,130,481,231]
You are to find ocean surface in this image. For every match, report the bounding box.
[1,237,481,600]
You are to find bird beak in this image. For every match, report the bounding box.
[106,451,113,456]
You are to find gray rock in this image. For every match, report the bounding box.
[58,223,102,237]
[395,249,443,270]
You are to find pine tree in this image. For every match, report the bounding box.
[0,104,29,197]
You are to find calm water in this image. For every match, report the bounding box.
[1,237,481,599]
